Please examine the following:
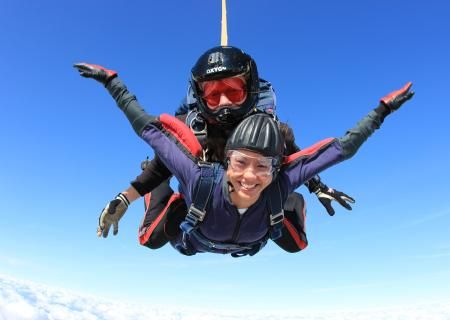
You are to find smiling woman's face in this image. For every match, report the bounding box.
[226,149,273,209]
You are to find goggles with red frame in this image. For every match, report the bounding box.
[201,77,247,108]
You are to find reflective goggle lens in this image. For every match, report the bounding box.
[201,77,246,107]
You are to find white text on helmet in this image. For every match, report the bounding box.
[206,66,227,74]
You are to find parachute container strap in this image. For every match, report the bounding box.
[180,162,216,234]
[268,181,284,240]
[188,228,268,258]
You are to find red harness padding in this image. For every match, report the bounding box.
[159,114,203,158]
[282,209,308,250]
[139,192,185,247]
[283,138,336,165]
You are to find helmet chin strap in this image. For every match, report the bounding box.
[216,108,235,123]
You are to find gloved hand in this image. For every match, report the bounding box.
[306,176,355,216]
[380,82,414,112]
[73,62,117,85]
[97,193,130,238]
[314,186,355,216]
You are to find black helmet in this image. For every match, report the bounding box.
[190,46,259,125]
[225,114,284,169]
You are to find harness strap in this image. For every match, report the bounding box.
[179,162,285,257]
[180,162,216,234]
[189,228,269,257]
[267,181,285,240]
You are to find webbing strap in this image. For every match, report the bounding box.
[267,181,285,240]
[180,162,216,234]
[189,228,269,257]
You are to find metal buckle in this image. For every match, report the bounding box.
[270,210,284,226]
[185,205,206,226]
[187,110,207,136]
[197,161,215,168]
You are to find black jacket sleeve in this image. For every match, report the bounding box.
[105,77,174,195]
[131,155,172,196]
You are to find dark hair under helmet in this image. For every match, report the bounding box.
[190,46,259,125]
[225,114,284,169]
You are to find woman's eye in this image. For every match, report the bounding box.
[232,158,247,167]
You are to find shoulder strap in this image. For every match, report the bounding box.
[180,162,217,234]
[267,181,285,240]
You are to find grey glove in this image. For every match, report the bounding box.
[97,193,130,238]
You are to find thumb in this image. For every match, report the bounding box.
[319,198,335,216]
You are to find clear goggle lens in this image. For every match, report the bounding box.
[227,150,275,177]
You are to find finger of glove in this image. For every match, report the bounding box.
[336,197,353,210]
[339,193,356,203]
[73,63,92,72]
[399,91,415,104]
[113,222,119,236]
[332,190,356,204]
[98,201,117,236]
[381,82,413,106]
[74,67,94,78]
[319,198,335,216]
[98,210,107,232]
[101,222,112,238]
[328,192,352,210]
[333,192,355,208]
[79,72,93,78]
[399,82,412,95]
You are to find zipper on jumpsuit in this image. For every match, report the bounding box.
[230,207,243,242]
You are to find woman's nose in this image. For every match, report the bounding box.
[242,166,258,179]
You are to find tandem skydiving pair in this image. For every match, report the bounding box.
[74,46,414,257]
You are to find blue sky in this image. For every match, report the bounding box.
[1,0,450,318]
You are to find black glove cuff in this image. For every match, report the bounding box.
[103,74,118,87]
[117,193,130,207]
[375,103,391,121]
[306,176,322,193]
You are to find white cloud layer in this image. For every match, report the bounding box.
[1,274,450,320]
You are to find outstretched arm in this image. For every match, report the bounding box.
[74,62,153,135]
[74,63,175,192]
[282,82,414,193]
[339,82,414,158]
[75,63,205,234]
[282,121,355,215]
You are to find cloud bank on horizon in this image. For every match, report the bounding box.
[1,274,450,320]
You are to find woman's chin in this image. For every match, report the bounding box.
[236,186,261,202]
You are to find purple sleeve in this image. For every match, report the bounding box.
[141,125,200,204]
[281,139,344,194]
[281,108,386,193]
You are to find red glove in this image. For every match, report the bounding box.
[380,82,414,112]
[73,63,117,85]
